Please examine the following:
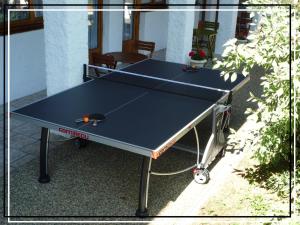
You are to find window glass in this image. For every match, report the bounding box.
[140,0,167,4]
[123,0,134,41]
[88,0,98,49]
[32,0,43,17]
[0,0,44,34]
[0,4,3,22]
[6,0,30,22]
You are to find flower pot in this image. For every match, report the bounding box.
[190,59,207,68]
[237,39,248,44]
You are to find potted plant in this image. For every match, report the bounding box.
[188,49,207,68]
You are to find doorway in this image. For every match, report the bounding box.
[88,0,103,61]
[122,0,140,52]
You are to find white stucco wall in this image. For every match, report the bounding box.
[166,0,195,64]
[0,30,46,104]
[215,1,239,55]
[43,1,89,96]
[102,0,123,53]
[139,11,168,51]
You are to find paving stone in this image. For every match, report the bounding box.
[152,48,166,61]
[11,154,35,169]
[11,98,33,108]
[0,103,8,113]
[21,141,40,156]
[11,92,46,109]
[27,94,46,103]
[3,117,27,130]
[5,147,28,163]
[0,146,3,165]
[0,131,3,142]
[14,122,41,139]
[28,89,47,99]
[9,134,37,149]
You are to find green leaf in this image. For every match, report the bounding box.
[231,73,237,82]
[224,73,229,81]
[242,68,249,76]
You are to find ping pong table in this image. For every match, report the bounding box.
[12,59,249,217]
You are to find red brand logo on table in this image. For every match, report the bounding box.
[58,128,89,140]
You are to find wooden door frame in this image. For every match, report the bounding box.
[133,0,140,41]
[122,0,140,52]
[89,0,103,62]
[122,0,167,49]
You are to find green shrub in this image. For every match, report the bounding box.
[213,0,299,207]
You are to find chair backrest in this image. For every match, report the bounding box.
[198,21,219,32]
[136,40,155,58]
[91,53,116,76]
[91,53,116,69]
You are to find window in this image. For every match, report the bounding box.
[0,0,43,35]
[88,0,99,49]
[138,0,168,9]
[87,0,103,58]
[123,0,135,41]
[139,0,166,4]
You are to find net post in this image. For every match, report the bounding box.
[83,64,89,82]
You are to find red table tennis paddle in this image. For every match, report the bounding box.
[75,113,105,126]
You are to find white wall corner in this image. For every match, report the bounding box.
[43,0,89,96]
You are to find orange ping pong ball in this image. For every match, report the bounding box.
[83,115,89,123]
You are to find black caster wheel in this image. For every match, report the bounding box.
[193,168,209,184]
[74,138,88,149]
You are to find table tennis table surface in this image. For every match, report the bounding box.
[13,59,247,158]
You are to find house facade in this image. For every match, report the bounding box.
[0,0,244,104]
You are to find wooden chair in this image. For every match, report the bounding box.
[193,21,219,58]
[135,40,155,58]
[91,53,116,77]
[123,40,156,58]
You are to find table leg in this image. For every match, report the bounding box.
[136,156,151,217]
[38,127,50,183]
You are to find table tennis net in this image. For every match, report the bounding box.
[89,65,228,103]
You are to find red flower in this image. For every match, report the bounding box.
[198,21,205,29]
[199,50,206,58]
[189,51,195,57]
